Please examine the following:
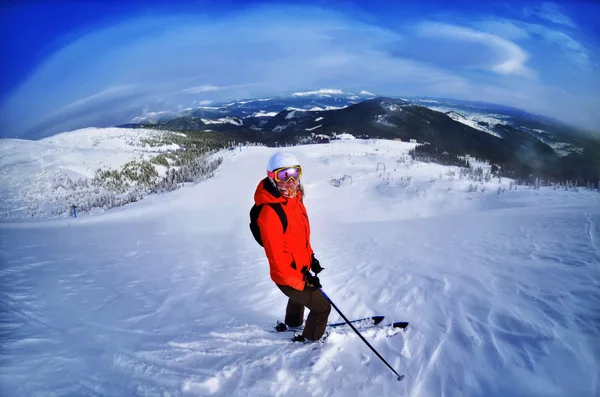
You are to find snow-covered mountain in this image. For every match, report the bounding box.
[409,97,587,156]
[126,92,591,160]
[1,139,598,396]
[126,89,376,125]
[252,97,581,185]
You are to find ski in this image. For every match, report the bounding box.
[274,317,409,334]
[274,315,386,333]
[329,315,386,328]
[390,321,409,329]
[379,321,409,337]
[326,319,410,335]
[341,320,409,335]
[284,320,409,345]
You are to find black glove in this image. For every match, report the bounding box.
[302,268,322,290]
[311,253,324,274]
[305,273,322,290]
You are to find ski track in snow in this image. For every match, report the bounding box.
[1,139,599,397]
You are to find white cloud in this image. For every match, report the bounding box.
[415,23,535,78]
[473,19,531,41]
[177,85,221,94]
[472,14,593,71]
[292,89,344,96]
[520,22,592,69]
[524,2,576,28]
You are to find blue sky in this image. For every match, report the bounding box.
[1,0,599,138]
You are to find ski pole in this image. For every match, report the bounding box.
[318,287,405,381]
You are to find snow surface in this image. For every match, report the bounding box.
[251,111,279,118]
[201,117,242,126]
[381,102,402,112]
[375,114,396,127]
[285,106,347,112]
[235,98,273,104]
[519,128,582,157]
[305,125,322,131]
[548,142,583,156]
[334,133,356,140]
[1,139,599,397]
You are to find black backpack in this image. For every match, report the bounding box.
[249,203,288,247]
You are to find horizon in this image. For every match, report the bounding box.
[1,91,592,140]
[1,0,599,138]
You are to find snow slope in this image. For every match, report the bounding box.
[1,139,599,397]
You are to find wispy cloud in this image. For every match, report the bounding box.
[524,2,576,28]
[473,16,593,72]
[177,85,221,94]
[520,22,592,69]
[413,22,534,78]
[473,19,531,41]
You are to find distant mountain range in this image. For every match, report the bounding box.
[118,91,600,183]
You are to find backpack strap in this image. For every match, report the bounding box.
[268,203,287,233]
[249,201,288,247]
[260,177,288,233]
[262,177,281,198]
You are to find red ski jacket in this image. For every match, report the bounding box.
[254,178,314,290]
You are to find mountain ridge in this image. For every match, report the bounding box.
[117,95,599,184]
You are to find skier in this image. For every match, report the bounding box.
[250,151,330,342]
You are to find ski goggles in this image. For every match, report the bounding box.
[268,165,302,183]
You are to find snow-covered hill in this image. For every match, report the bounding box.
[429,108,506,138]
[1,139,598,396]
[0,127,183,218]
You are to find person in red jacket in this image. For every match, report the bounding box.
[253,151,331,342]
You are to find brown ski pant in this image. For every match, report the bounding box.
[276,284,331,341]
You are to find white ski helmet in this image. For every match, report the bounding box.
[267,151,300,172]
